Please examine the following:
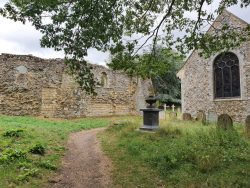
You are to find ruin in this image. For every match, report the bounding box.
[0,53,152,118]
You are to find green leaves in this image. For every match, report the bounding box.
[109,46,184,104]
[0,0,249,93]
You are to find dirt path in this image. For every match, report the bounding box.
[49,128,112,188]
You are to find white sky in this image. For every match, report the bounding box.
[0,1,249,65]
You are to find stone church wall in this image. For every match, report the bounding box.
[178,11,250,122]
[0,53,151,118]
[180,48,250,122]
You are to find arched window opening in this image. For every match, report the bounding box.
[100,72,108,87]
[214,52,240,98]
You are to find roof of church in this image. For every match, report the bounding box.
[177,9,250,76]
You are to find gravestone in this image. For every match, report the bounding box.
[171,104,175,112]
[207,111,218,123]
[169,112,177,119]
[217,114,233,130]
[182,113,192,121]
[245,115,250,136]
[196,110,206,125]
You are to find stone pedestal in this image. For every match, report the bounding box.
[140,108,161,131]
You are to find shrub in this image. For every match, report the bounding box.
[3,129,24,138]
[29,143,46,155]
[0,149,27,163]
[38,160,57,170]
[17,168,39,182]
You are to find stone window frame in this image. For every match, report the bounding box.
[213,52,241,98]
[100,72,109,88]
[208,50,246,102]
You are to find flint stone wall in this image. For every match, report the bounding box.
[177,11,250,122]
[0,53,151,118]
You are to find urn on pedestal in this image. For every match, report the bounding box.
[140,96,162,131]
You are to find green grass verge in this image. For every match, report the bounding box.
[99,117,250,188]
[0,115,110,187]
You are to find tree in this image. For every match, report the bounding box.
[0,0,249,93]
[109,46,184,105]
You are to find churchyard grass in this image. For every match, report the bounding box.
[0,115,110,187]
[100,116,250,188]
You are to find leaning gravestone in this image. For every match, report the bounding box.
[196,110,206,125]
[182,113,192,121]
[245,115,250,136]
[207,111,218,123]
[217,114,233,130]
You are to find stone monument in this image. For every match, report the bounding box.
[140,96,162,131]
[217,114,233,130]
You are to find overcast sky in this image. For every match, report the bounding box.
[0,1,249,65]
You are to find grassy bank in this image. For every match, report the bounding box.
[100,117,250,188]
[0,115,110,187]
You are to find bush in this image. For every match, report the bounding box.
[17,168,39,182]
[0,149,27,163]
[29,143,46,155]
[38,160,57,170]
[3,129,24,138]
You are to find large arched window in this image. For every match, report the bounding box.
[214,52,240,98]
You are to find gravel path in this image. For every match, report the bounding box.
[49,128,112,188]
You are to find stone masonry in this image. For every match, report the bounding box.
[177,10,250,122]
[0,53,152,118]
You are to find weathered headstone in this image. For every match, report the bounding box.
[169,112,177,119]
[207,111,218,123]
[182,113,192,121]
[196,110,206,125]
[245,115,250,136]
[217,114,233,130]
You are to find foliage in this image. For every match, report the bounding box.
[0,115,110,187]
[100,117,250,187]
[1,0,249,93]
[29,143,46,155]
[151,48,184,104]
[0,149,27,163]
[17,168,39,182]
[109,46,184,104]
[109,46,184,78]
[38,160,57,170]
[3,129,24,137]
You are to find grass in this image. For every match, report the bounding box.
[0,115,110,187]
[99,116,250,188]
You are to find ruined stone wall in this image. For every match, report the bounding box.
[0,54,64,116]
[179,11,250,122]
[0,53,151,118]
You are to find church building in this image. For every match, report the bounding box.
[177,10,250,122]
